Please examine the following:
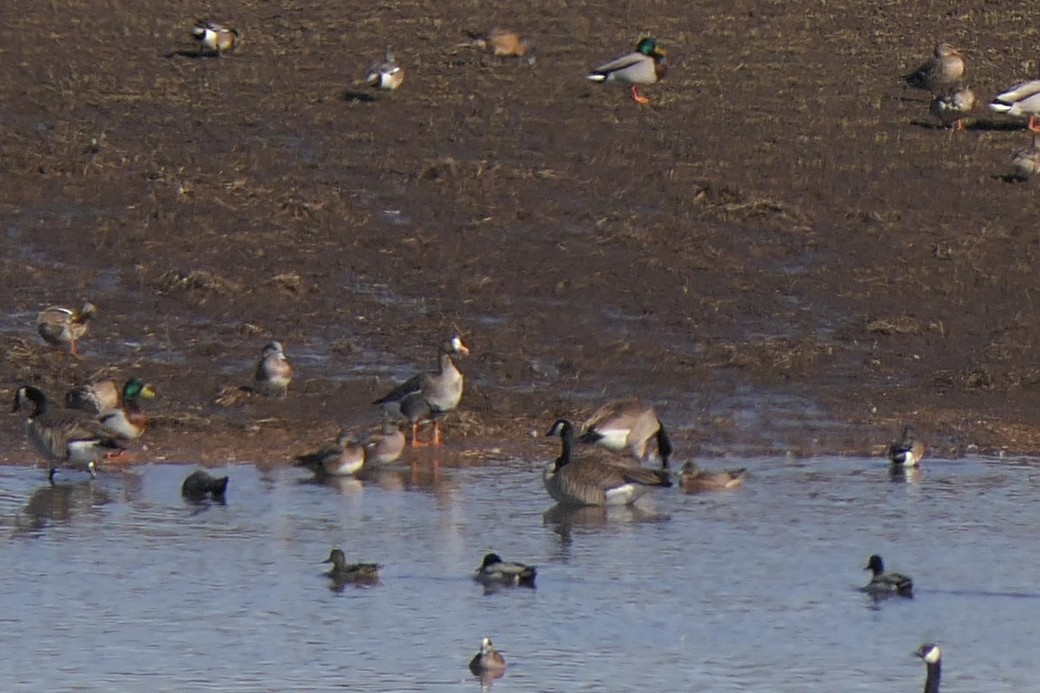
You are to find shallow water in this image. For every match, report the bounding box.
[0,454,1036,691]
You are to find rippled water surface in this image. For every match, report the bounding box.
[0,455,1037,691]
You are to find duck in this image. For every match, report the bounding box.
[373,334,470,446]
[294,431,367,477]
[65,379,120,414]
[587,37,667,105]
[474,552,536,588]
[929,84,975,129]
[254,341,292,398]
[903,42,964,94]
[861,554,913,597]
[914,643,942,693]
[470,29,528,58]
[322,548,381,583]
[191,20,239,56]
[544,419,672,506]
[468,637,507,677]
[362,421,406,465]
[181,469,229,501]
[36,303,96,357]
[366,46,404,91]
[889,425,924,467]
[679,461,748,492]
[579,399,672,467]
[12,385,121,483]
[989,80,1040,132]
[95,378,156,440]
[1010,135,1040,180]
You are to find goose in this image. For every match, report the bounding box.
[990,80,1040,132]
[929,84,975,129]
[181,469,229,501]
[322,548,380,583]
[587,37,667,105]
[96,378,156,440]
[862,554,913,597]
[294,431,366,477]
[579,399,672,467]
[191,20,239,56]
[373,334,469,446]
[914,643,942,693]
[36,303,96,357]
[12,385,121,483]
[889,425,924,467]
[468,637,507,676]
[367,46,404,91]
[903,42,964,94]
[544,419,672,506]
[474,552,536,587]
[254,341,292,398]
[679,461,748,492]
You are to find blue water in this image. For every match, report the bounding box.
[0,454,1035,691]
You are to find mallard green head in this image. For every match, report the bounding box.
[123,378,156,401]
[636,37,665,58]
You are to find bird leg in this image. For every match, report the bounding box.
[630,85,651,105]
[1029,115,1040,133]
[409,422,428,447]
[432,421,443,446]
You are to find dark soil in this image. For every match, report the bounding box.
[4,1,1040,467]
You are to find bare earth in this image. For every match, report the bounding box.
[3,1,1040,469]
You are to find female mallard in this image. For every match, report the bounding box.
[367,46,404,91]
[191,20,239,56]
[914,643,942,693]
[373,334,469,446]
[544,419,672,506]
[861,554,913,597]
[579,399,672,467]
[322,548,380,583]
[474,552,536,588]
[468,637,507,677]
[587,37,667,105]
[254,341,292,398]
[929,84,975,129]
[679,461,748,492]
[12,385,121,483]
[295,431,366,477]
[889,425,924,467]
[96,378,156,440]
[989,80,1040,132]
[37,303,96,357]
[903,42,964,94]
[181,469,229,501]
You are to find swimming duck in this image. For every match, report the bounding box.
[862,554,913,597]
[191,20,239,56]
[366,46,404,91]
[579,399,673,467]
[1010,135,1040,180]
[36,303,96,357]
[254,341,292,398]
[929,84,975,129]
[468,637,507,677]
[889,425,924,467]
[544,419,672,506]
[181,469,229,501]
[903,42,964,94]
[12,385,121,483]
[474,552,536,588]
[914,643,942,693]
[470,29,528,58]
[65,379,120,414]
[96,378,156,440]
[679,461,748,492]
[373,334,470,446]
[322,548,381,583]
[362,421,406,465]
[989,80,1040,132]
[295,431,366,477]
[587,37,667,105]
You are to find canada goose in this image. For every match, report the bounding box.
[587,37,668,105]
[294,432,366,477]
[181,469,229,501]
[679,461,748,492]
[889,425,924,467]
[96,378,156,440]
[544,419,672,506]
[474,552,536,588]
[990,80,1040,132]
[191,20,239,56]
[366,46,404,91]
[903,43,964,94]
[468,637,507,676]
[12,385,121,483]
[579,399,673,468]
[37,303,96,357]
[254,341,292,398]
[322,548,380,583]
[914,643,942,693]
[862,554,913,597]
[373,334,469,446]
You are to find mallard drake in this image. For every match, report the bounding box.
[544,419,672,506]
[468,637,507,677]
[579,399,672,467]
[914,643,942,693]
[181,469,229,501]
[889,425,924,467]
[587,37,667,105]
[989,80,1040,132]
[366,46,404,91]
[861,554,913,597]
[254,341,292,398]
[474,552,536,588]
[322,548,380,583]
[191,20,239,56]
[12,385,121,483]
[929,84,975,129]
[679,461,748,492]
[96,378,156,440]
[362,421,406,465]
[903,42,964,94]
[65,379,120,414]
[295,431,366,477]
[373,334,470,446]
[470,29,528,57]
[1010,135,1040,180]
[36,303,96,357]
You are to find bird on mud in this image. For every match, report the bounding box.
[579,399,672,468]
[587,37,668,105]
[191,20,239,56]
[1009,135,1040,180]
[678,461,748,492]
[254,341,292,398]
[989,79,1040,133]
[468,29,529,58]
[903,42,964,94]
[888,425,924,467]
[93,377,156,441]
[366,46,404,91]
[929,84,975,129]
[861,554,913,598]
[37,302,96,357]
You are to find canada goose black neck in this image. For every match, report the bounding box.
[13,386,48,417]
[546,419,575,469]
[655,424,673,469]
[915,643,941,693]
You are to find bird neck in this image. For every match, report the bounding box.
[924,660,940,693]
[556,425,574,469]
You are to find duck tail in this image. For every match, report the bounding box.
[655,424,673,469]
